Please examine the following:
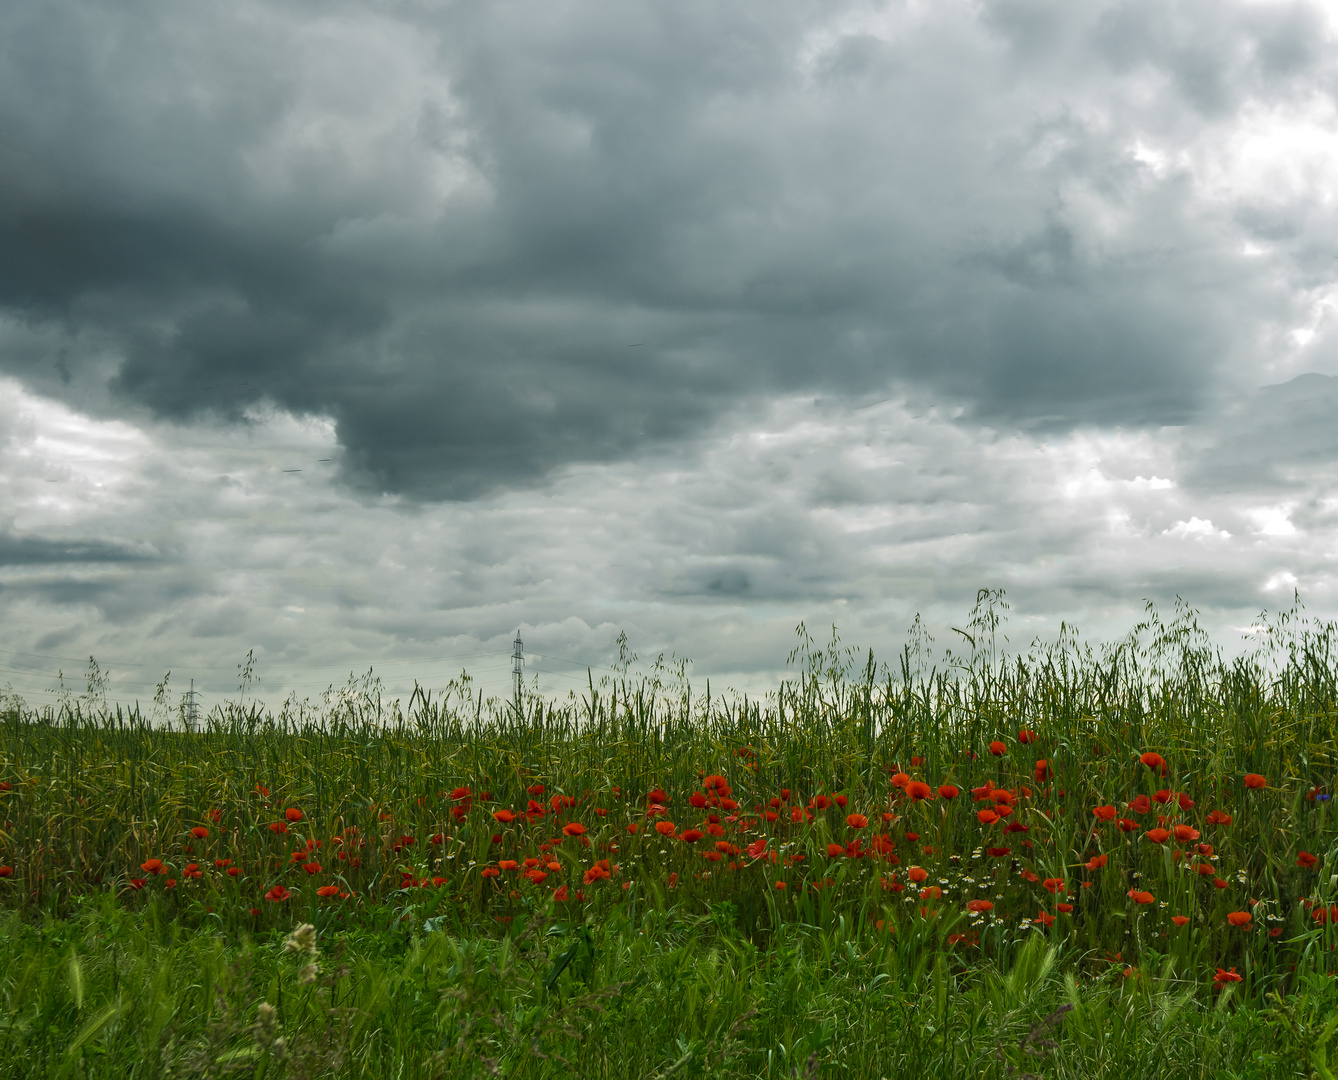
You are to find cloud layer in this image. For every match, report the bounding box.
[4,0,1338,499]
[3,1,1338,708]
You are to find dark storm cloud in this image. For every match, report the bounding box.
[0,532,157,566]
[0,0,1334,498]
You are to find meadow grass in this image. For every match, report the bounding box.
[2,592,1338,1077]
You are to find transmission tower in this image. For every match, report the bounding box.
[512,630,524,707]
[186,678,200,732]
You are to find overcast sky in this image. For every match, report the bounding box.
[3,0,1338,711]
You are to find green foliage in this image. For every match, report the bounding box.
[0,593,1336,1076]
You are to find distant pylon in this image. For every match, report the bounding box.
[512,630,524,706]
[186,678,200,732]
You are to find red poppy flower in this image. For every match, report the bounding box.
[227,866,241,877]
[1145,828,1170,844]
[846,813,869,829]
[987,847,1011,858]
[562,822,587,837]
[1033,910,1055,927]
[1313,905,1338,924]
[1173,824,1200,842]
[920,885,942,899]
[1227,911,1251,928]
[905,782,933,802]
[316,884,340,897]
[1139,752,1167,774]
[1117,818,1139,832]
[1177,793,1195,811]
[938,784,959,800]
[480,867,500,879]
[834,795,849,808]
[1127,889,1155,904]
[1243,773,1267,790]
[966,899,994,913]
[1092,805,1117,822]
[1018,729,1037,744]
[493,810,516,824]
[190,826,209,840]
[1127,794,1152,815]
[1214,877,1229,889]
[774,880,787,890]
[128,878,145,890]
[646,788,669,805]
[1153,789,1171,805]
[826,843,845,858]
[1042,878,1067,893]
[977,809,999,825]
[1056,902,1073,913]
[1034,759,1051,782]
[908,866,928,883]
[141,858,164,875]
[284,808,303,822]
[988,741,1007,757]
[1085,854,1108,871]
[1171,915,1190,926]
[265,885,291,902]
[1297,851,1319,868]
[553,884,569,901]
[812,794,833,809]
[1213,967,1242,985]
[269,821,288,834]
[654,820,676,837]
[680,829,704,844]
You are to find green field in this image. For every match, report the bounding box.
[2,595,1338,1078]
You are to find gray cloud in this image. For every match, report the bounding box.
[2,0,1335,498]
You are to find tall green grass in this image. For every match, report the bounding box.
[1,591,1336,1077]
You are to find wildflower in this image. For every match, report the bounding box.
[655,821,676,837]
[1243,774,1266,790]
[1034,760,1051,782]
[1205,809,1233,825]
[269,821,288,834]
[285,808,304,822]
[987,847,1011,858]
[966,899,994,913]
[905,782,932,802]
[680,829,704,844]
[284,923,318,956]
[846,813,869,829]
[493,810,516,824]
[265,885,291,902]
[1128,794,1152,815]
[1297,851,1319,868]
[1139,752,1167,775]
[1085,854,1108,871]
[988,741,1007,757]
[1227,911,1251,929]
[227,867,241,878]
[190,826,209,840]
[1117,819,1139,832]
[1033,910,1055,927]
[826,843,845,858]
[214,858,230,868]
[1171,915,1190,926]
[183,863,202,879]
[667,872,679,888]
[141,858,164,875]
[1057,902,1073,913]
[1018,729,1037,744]
[1172,824,1200,842]
[128,878,145,890]
[1213,967,1242,985]
[562,822,587,837]
[1145,828,1170,844]
[1153,790,1171,805]
[977,809,999,825]
[938,785,959,800]
[553,885,569,901]
[908,866,928,883]
[834,795,848,809]
[481,867,500,879]
[1092,805,1117,823]
[775,880,786,890]
[1177,793,1194,811]
[1043,878,1067,894]
[1127,889,1155,904]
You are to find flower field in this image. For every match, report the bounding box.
[3,604,1338,1077]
